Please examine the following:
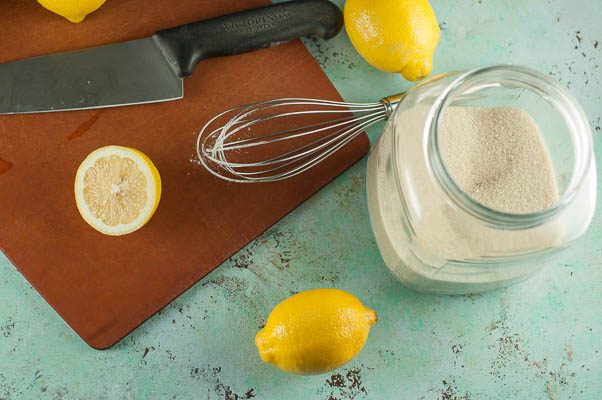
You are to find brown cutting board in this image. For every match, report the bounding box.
[0,0,369,349]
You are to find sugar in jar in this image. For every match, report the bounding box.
[367,66,597,294]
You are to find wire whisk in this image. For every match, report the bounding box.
[196,94,404,183]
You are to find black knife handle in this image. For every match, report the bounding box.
[152,0,343,78]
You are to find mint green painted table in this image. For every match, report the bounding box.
[1,0,600,398]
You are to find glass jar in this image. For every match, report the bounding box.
[366,65,597,294]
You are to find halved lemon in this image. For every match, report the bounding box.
[74,145,161,236]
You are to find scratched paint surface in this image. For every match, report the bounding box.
[1,0,601,398]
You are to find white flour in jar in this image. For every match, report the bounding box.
[366,104,563,291]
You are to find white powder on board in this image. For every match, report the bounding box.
[439,107,559,214]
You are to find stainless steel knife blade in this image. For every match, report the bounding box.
[0,0,343,114]
[0,38,183,114]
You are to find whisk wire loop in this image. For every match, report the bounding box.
[196,96,400,183]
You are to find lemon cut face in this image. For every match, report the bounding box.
[74,146,161,236]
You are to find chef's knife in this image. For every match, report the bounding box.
[0,0,342,114]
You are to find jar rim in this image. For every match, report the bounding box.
[423,65,594,229]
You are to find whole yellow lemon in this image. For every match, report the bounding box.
[37,0,107,23]
[255,288,377,375]
[344,0,440,81]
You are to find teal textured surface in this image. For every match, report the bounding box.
[1,0,600,398]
